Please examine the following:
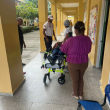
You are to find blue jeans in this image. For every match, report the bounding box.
[52,48,64,61]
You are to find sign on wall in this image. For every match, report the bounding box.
[83,9,87,24]
[89,6,98,44]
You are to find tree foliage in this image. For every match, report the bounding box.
[16,0,38,19]
[28,0,38,8]
[48,1,51,15]
[16,0,51,19]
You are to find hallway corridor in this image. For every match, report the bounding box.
[0,53,109,110]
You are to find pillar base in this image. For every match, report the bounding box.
[0,93,14,96]
[100,79,102,85]
[100,86,105,95]
[0,78,25,96]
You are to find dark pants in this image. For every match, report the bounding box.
[20,45,23,55]
[44,36,52,59]
[69,32,72,37]
[44,36,52,51]
[52,48,64,61]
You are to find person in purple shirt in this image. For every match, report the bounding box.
[61,21,92,100]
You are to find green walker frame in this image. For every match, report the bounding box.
[41,55,66,84]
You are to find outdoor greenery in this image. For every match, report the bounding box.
[28,0,38,8]
[48,1,51,15]
[16,0,51,20]
[22,26,39,34]
[16,0,38,20]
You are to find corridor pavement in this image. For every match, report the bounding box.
[0,28,109,110]
[0,53,109,110]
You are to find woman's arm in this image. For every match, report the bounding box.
[61,38,72,54]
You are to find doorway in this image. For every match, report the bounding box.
[96,0,110,68]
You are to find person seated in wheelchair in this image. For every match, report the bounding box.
[47,20,72,65]
[47,42,64,65]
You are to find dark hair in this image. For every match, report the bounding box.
[74,21,85,33]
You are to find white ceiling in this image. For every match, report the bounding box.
[65,11,76,12]
[61,3,79,8]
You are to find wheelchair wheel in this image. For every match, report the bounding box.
[58,77,65,84]
[43,74,47,83]
[47,73,50,80]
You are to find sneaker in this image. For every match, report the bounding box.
[73,95,79,100]
[44,53,47,60]
[22,63,26,66]
[79,96,83,100]
[72,93,79,100]
[23,72,26,74]
[64,69,69,73]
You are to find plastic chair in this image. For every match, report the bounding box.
[77,84,110,110]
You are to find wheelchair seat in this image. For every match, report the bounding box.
[78,100,103,110]
[77,84,110,110]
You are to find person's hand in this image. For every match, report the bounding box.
[46,38,49,42]
[57,42,60,45]
[24,44,26,48]
[57,42,62,46]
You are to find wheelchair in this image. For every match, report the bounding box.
[77,84,110,110]
[41,48,66,85]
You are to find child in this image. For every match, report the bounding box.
[50,42,64,62]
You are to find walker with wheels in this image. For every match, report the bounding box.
[41,53,66,84]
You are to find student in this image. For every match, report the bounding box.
[17,17,26,74]
[43,15,57,59]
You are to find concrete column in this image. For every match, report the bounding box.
[0,0,24,95]
[63,13,66,30]
[61,11,63,32]
[38,0,48,52]
[63,13,65,30]
[66,15,68,19]
[85,0,91,35]
[74,14,77,25]
[62,13,64,31]
[63,14,66,30]
[76,8,78,23]
[57,8,61,35]
[51,3,56,40]
[78,0,84,21]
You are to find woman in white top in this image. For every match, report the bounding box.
[63,20,72,43]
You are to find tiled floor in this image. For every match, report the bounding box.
[22,31,40,65]
[0,53,109,110]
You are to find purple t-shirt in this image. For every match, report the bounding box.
[60,35,92,64]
